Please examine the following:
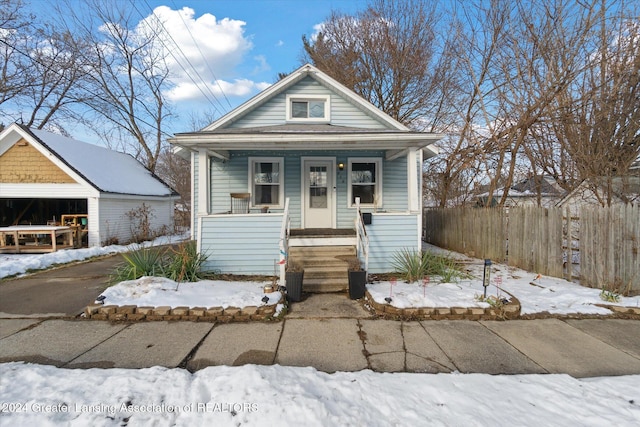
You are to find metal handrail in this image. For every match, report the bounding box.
[278,197,291,286]
[354,197,369,274]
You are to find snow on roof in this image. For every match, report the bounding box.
[25,127,174,197]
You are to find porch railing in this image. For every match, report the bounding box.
[355,197,369,274]
[278,197,291,286]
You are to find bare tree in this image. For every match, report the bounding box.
[0,0,34,111]
[548,1,640,205]
[0,1,91,132]
[56,0,173,172]
[428,0,637,207]
[303,0,459,131]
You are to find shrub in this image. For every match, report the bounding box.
[109,246,165,284]
[109,241,208,284]
[391,248,467,283]
[164,241,208,282]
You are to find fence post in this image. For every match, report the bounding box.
[564,207,572,282]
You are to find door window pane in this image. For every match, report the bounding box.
[309,166,328,208]
[310,187,327,208]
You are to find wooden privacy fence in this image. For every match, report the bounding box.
[580,204,640,292]
[423,206,563,276]
[424,205,640,290]
[507,207,563,278]
[423,207,506,261]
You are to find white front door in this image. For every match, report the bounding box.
[303,159,334,228]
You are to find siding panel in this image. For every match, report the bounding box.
[98,198,174,246]
[229,77,389,129]
[366,213,420,273]
[199,214,283,274]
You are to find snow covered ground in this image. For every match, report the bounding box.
[0,232,189,279]
[2,239,640,425]
[2,235,639,315]
[1,363,638,426]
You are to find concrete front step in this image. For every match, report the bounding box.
[303,278,348,293]
[303,267,348,280]
[288,245,357,293]
[288,245,356,256]
[292,257,351,268]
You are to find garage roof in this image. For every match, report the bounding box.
[1,124,175,197]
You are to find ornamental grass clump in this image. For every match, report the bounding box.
[164,241,208,282]
[109,246,165,284]
[391,248,467,283]
[109,241,208,284]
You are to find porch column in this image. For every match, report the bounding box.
[197,148,210,215]
[407,148,420,213]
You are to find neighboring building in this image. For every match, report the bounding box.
[0,123,177,247]
[557,176,640,216]
[475,175,565,208]
[170,63,442,284]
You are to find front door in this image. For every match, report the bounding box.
[303,159,334,228]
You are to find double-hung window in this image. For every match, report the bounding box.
[286,95,330,122]
[249,157,284,208]
[348,158,382,207]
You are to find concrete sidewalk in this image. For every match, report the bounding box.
[2,307,639,378]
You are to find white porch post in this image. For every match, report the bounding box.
[197,148,210,216]
[407,148,419,213]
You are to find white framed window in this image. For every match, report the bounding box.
[348,158,382,207]
[249,157,284,208]
[285,95,330,122]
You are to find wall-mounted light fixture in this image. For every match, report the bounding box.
[338,162,345,171]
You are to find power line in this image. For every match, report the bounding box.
[168,0,233,110]
[131,0,230,116]
[0,37,174,140]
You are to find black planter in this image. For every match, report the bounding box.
[348,270,367,300]
[285,271,304,302]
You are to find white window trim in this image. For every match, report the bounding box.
[248,157,285,209]
[285,94,330,122]
[347,158,383,208]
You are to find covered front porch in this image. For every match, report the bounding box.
[196,199,421,278]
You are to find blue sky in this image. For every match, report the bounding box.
[139,0,367,120]
[21,0,368,136]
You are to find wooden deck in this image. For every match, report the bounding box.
[0,225,75,253]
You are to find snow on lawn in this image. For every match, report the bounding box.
[367,280,490,309]
[87,243,640,315]
[420,243,640,315]
[1,362,638,426]
[99,276,282,309]
[3,235,639,316]
[0,232,189,279]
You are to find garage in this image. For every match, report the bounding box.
[0,124,177,252]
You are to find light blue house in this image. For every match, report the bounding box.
[170,64,442,290]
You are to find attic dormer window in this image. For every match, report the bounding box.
[286,95,330,122]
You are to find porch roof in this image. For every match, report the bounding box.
[169,124,443,161]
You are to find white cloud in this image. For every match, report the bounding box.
[165,79,270,102]
[252,55,270,74]
[275,40,284,47]
[138,6,268,104]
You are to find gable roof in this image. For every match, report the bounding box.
[170,64,443,159]
[0,124,175,197]
[205,63,409,132]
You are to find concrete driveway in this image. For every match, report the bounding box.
[0,254,122,317]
